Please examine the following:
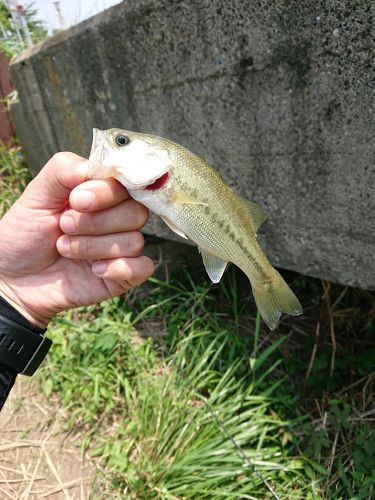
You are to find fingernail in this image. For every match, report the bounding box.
[60,214,75,234]
[71,189,95,210]
[92,261,107,276]
[58,236,71,255]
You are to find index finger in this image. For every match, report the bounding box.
[69,178,130,212]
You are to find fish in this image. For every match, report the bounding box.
[88,128,302,330]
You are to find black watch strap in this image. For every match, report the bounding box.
[0,297,51,410]
[0,315,52,376]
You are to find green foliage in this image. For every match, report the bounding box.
[0,2,47,57]
[283,279,375,499]
[302,398,375,499]
[0,140,30,216]
[39,280,319,498]
[23,3,47,43]
[35,263,375,499]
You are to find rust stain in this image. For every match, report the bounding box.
[0,51,15,143]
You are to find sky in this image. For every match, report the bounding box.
[30,0,122,33]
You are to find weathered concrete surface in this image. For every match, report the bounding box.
[10,0,375,289]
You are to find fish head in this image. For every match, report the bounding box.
[88,128,172,189]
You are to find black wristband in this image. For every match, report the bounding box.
[0,364,16,410]
[0,296,47,335]
[0,296,49,410]
[0,314,52,374]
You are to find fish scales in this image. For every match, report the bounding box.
[88,128,302,330]
[156,143,267,279]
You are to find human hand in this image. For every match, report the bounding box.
[0,152,154,327]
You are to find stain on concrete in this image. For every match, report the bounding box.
[43,56,86,155]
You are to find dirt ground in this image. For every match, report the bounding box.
[0,378,97,499]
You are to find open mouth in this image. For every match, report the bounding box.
[114,168,170,190]
[145,172,169,191]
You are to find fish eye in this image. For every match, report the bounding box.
[115,133,130,147]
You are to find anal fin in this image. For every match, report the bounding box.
[200,249,228,283]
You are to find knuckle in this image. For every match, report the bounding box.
[127,257,154,284]
[121,260,138,283]
[109,257,153,284]
[67,211,96,236]
[51,151,75,169]
[120,263,134,281]
[144,257,155,276]
[85,237,95,257]
[132,202,149,229]
[130,231,144,254]
[70,237,92,257]
[79,213,96,234]
[69,238,79,256]
[90,214,97,235]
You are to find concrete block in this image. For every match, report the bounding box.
[10,0,375,289]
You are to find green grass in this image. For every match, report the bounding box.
[40,284,318,499]
[1,141,374,498]
[0,141,30,213]
[36,267,375,499]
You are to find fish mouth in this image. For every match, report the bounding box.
[89,128,104,162]
[144,172,169,191]
[87,128,110,179]
[122,169,169,191]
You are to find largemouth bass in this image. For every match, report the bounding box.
[88,128,302,329]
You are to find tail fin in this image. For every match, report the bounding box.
[252,269,302,330]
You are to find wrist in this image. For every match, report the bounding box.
[0,280,51,328]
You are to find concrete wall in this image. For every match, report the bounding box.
[10,0,375,289]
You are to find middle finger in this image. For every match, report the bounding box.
[60,200,149,235]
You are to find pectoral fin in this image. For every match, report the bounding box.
[171,191,208,205]
[200,249,228,283]
[239,197,267,231]
[161,216,188,239]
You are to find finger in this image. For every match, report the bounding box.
[60,199,149,235]
[56,231,145,260]
[69,178,129,213]
[92,256,155,285]
[23,152,88,210]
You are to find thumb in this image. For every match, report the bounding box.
[21,152,89,210]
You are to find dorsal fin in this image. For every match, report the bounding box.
[239,197,267,231]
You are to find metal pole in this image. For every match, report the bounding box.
[17,5,33,47]
[3,0,25,49]
[53,1,67,31]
